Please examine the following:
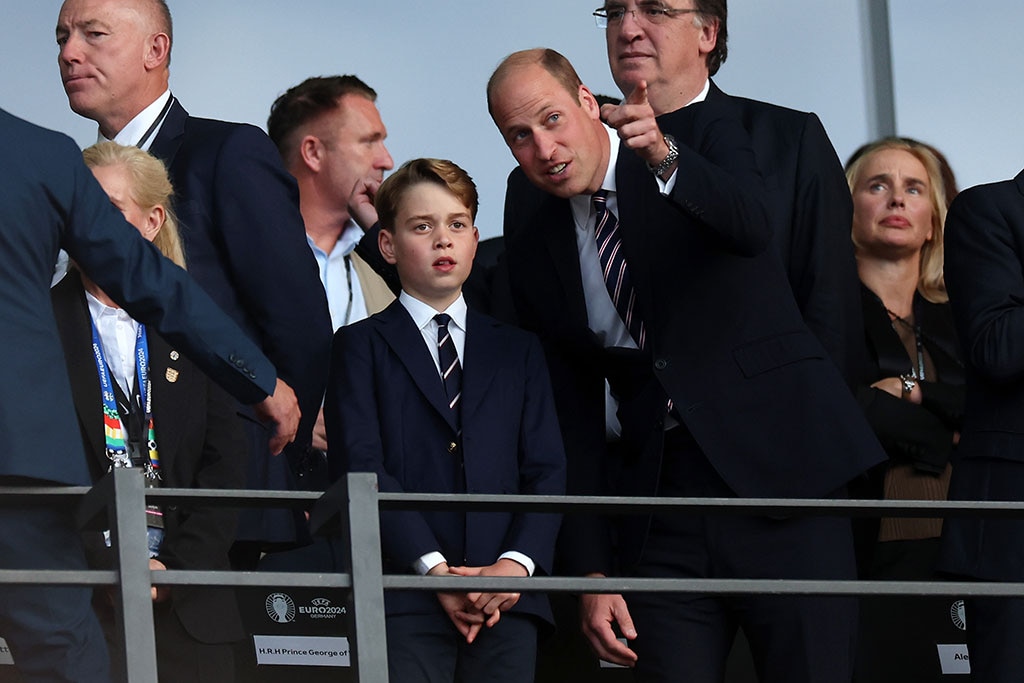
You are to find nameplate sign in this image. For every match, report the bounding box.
[253,635,350,667]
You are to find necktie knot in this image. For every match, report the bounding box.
[434,313,452,328]
[592,189,610,210]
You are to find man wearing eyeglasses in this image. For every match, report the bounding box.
[489,46,882,683]
[578,2,868,680]
[597,1,862,390]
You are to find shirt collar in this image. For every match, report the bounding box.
[85,288,132,322]
[688,79,710,106]
[570,124,619,216]
[336,220,364,256]
[307,220,364,258]
[100,89,171,148]
[399,291,468,332]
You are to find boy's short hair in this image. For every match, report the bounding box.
[375,158,478,231]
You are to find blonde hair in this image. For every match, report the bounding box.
[82,142,186,269]
[846,138,948,304]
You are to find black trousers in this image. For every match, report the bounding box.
[386,611,537,683]
[625,429,858,683]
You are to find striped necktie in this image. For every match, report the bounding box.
[593,190,646,348]
[434,314,462,422]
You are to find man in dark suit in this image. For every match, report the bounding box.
[488,48,884,682]
[939,170,1024,683]
[602,0,862,383]
[56,0,333,553]
[0,107,297,683]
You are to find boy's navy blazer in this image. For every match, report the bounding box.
[325,300,566,622]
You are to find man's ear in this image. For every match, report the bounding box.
[697,18,720,58]
[299,135,323,173]
[378,227,398,265]
[144,32,171,71]
[579,85,601,119]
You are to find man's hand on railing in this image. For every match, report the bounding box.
[448,558,527,627]
[580,579,639,668]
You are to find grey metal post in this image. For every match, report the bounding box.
[860,0,897,139]
[108,469,159,683]
[346,473,389,683]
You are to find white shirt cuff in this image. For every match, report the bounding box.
[413,551,447,575]
[498,551,535,576]
[656,167,678,195]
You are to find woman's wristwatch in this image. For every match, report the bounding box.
[900,374,918,399]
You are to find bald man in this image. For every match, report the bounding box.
[56,0,333,558]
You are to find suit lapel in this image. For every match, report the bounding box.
[460,310,500,425]
[148,331,187,483]
[148,99,188,166]
[376,301,459,433]
[52,274,109,471]
[539,194,590,329]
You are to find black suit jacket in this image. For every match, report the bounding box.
[939,170,1024,581]
[856,285,964,475]
[149,100,331,453]
[503,98,884,574]
[53,273,246,644]
[149,100,333,540]
[324,301,565,621]
[0,108,274,487]
[707,82,862,384]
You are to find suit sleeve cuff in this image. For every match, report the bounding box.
[413,551,447,576]
[498,551,535,576]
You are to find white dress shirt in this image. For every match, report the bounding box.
[101,90,172,151]
[86,290,140,398]
[397,291,535,577]
[308,221,370,332]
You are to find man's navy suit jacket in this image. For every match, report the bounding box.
[324,300,566,622]
[0,107,274,487]
[502,98,884,575]
[148,100,332,449]
[53,272,246,645]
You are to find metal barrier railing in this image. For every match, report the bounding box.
[4,469,1024,682]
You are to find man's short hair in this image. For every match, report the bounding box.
[133,0,172,64]
[150,0,172,44]
[694,0,728,76]
[267,75,378,161]
[375,158,479,232]
[486,48,583,118]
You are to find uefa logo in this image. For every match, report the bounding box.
[950,599,966,631]
[266,592,296,623]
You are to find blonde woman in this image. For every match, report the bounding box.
[846,138,965,682]
[52,142,245,682]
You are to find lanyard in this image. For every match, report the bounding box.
[136,94,175,150]
[89,317,160,478]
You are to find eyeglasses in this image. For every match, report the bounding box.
[593,4,701,29]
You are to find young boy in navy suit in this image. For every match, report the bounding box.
[323,158,566,682]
